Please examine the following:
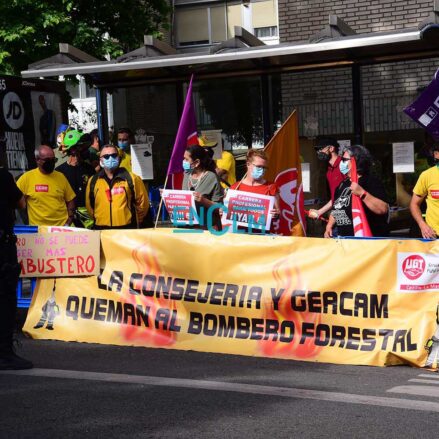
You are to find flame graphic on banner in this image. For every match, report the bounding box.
[259,256,323,359]
[119,243,177,347]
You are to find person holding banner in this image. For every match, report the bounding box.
[410,143,439,239]
[324,145,389,238]
[230,149,280,223]
[182,145,223,230]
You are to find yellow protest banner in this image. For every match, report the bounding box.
[23,229,439,368]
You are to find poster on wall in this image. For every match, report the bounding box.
[0,75,67,177]
[392,142,414,173]
[131,143,154,179]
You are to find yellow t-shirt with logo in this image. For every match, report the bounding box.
[413,165,439,234]
[216,151,236,187]
[118,149,132,173]
[17,168,76,226]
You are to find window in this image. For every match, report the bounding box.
[254,26,278,38]
[176,4,234,47]
[176,7,210,46]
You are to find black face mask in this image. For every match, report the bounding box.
[317,151,330,161]
[41,159,56,173]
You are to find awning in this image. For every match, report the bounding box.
[21,25,439,87]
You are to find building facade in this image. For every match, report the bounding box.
[68,1,439,214]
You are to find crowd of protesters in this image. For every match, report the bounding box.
[2,123,439,371]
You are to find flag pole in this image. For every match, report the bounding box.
[154,174,169,228]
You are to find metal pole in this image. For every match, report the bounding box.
[352,65,363,145]
[261,74,273,145]
[96,88,109,144]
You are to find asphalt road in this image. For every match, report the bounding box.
[1,328,439,439]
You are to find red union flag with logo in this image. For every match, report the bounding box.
[264,110,306,236]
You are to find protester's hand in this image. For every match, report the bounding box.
[350,182,365,197]
[308,209,319,219]
[159,188,163,196]
[420,222,437,239]
[270,207,280,219]
[324,227,333,238]
[193,191,204,203]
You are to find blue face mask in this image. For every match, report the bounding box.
[101,156,119,170]
[118,141,129,151]
[251,166,265,180]
[182,160,193,173]
[339,159,350,175]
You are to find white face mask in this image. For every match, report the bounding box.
[339,159,350,175]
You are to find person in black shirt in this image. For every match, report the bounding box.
[0,168,33,369]
[324,144,389,238]
[57,131,95,228]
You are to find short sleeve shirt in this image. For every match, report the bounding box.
[413,166,439,234]
[17,168,76,226]
[230,181,279,196]
[0,168,22,232]
[216,151,236,186]
[332,175,389,237]
[182,171,224,228]
[327,156,345,201]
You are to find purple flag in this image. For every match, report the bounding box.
[404,69,439,140]
[167,75,198,176]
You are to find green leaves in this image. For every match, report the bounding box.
[0,0,170,75]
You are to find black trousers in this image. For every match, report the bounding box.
[0,239,21,354]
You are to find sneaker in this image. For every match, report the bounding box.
[0,353,33,370]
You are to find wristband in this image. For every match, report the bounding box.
[360,191,368,200]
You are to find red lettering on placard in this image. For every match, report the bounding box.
[20,255,96,275]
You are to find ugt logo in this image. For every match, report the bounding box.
[402,254,426,280]
[3,91,24,129]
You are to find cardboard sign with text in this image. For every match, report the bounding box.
[222,189,274,230]
[17,231,100,277]
[162,189,199,225]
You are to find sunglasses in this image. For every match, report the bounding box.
[341,157,351,162]
[102,153,119,159]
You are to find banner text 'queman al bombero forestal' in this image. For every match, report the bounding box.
[24,229,439,368]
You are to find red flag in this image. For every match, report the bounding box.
[264,111,306,236]
[350,157,372,237]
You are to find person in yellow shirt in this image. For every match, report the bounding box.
[17,145,76,226]
[216,150,236,188]
[117,127,133,172]
[410,143,439,239]
[198,136,236,188]
[86,145,149,229]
